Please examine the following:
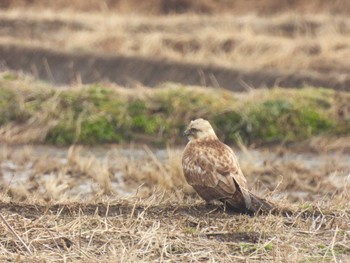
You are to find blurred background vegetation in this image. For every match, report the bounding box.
[0,0,349,146]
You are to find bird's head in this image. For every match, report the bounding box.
[184,118,217,141]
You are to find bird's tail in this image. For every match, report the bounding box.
[248,192,275,214]
[223,192,295,216]
[248,192,296,216]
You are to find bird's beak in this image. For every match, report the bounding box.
[183,128,191,137]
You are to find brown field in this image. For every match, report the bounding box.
[0,144,349,262]
[1,6,350,89]
[1,1,350,262]
[2,0,350,15]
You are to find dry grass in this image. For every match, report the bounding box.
[0,144,349,261]
[3,0,350,15]
[1,10,350,78]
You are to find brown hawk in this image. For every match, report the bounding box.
[182,118,273,214]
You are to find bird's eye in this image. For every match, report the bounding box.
[190,128,199,132]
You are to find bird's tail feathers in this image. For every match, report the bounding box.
[248,192,275,214]
[249,192,297,216]
[223,192,295,216]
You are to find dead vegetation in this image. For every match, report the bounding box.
[2,4,350,90]
[1,10,350,80]
[0,144,349,261]
[2,0,350,15]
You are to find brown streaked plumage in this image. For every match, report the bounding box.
[182,118,273,214]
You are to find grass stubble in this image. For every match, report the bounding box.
[0,144,349,262]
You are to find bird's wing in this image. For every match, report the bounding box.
[222,145,252,208]
[183,142,251,208]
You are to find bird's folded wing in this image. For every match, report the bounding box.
[192,147,252,208]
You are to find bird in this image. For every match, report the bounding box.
[182,118,274,215]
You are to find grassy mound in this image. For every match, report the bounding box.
[0,72,349,145]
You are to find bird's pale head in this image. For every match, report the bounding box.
[184,118,217,141]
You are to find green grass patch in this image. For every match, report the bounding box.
[246,99,334,143]
[0,73,349,145]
